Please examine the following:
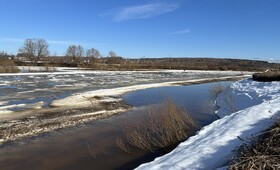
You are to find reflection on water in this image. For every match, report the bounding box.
[0,82,232,170]
[123,81,232,126]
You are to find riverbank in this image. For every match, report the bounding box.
[137,78,280,170]
[0,75,248,145]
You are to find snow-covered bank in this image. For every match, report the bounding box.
[136,79,280,170]
[217,79,280,117]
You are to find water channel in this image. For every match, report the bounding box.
[0,81,231,170]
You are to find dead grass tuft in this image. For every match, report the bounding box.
[0,59,19,73]
[229,119,280,170]
[117,99,198,152]
[87,142,111,159]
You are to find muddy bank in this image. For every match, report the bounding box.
[0,76,248,145]
[0,99,131,144]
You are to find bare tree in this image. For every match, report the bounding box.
[108,51,117,58]
[18,38,49,65]
[76,45,84,58]
[107,51,123,64]
[0,51,9,59]
[86,48,100,62]
[36,39,49,61]
[66,45,84,66]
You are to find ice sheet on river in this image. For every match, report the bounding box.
[0,70,247,115]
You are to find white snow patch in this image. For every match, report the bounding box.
[136,79,280,170]
[217,79,280,117]
[0,102,44,115]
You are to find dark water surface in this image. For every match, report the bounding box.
[0,82,231,170]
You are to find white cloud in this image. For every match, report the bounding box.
[101,2,180,22]
[169,29,190,35]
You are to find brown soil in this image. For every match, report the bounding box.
[0,100,131,144]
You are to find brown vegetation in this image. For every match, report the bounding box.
[43,63,57,72]
[116,99,198,152]
[87,142,110,159]
[221,87,237,113]
[209,82,237,116]
[209,82,225,98]
[229,119,280,170]
[253,72,280,82]
[0,59,19,73]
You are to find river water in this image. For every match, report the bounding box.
[0,81,232,170]
[0,70,241,113]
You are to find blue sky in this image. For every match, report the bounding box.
[0,0,279,61]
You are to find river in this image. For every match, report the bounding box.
[0,81,232,170]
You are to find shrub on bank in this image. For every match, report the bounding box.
[117,99,198,152]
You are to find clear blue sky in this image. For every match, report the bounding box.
[0,0,279,61]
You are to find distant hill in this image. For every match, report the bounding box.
[119,57,279,71]
[9,54,280,71]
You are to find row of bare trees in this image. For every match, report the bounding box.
[65,45,102,65]
[16,38,118,66]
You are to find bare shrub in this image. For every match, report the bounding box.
[221,87,237,113]
[209,82,225,98]
[43,64,57,72]
[229,119,280,170]
[210,83,237,114]
[117,99,198,152]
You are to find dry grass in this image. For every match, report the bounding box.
[87,142,111,159]
[0,59,19,73]
[43,64,57,72]
[229,119,280,170]
[117,99,198,152]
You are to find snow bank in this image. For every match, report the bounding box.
[136,79,280,170]
[217,78,280,117]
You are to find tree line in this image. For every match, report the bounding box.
[15,38,119,66]
[1,38,279,71]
